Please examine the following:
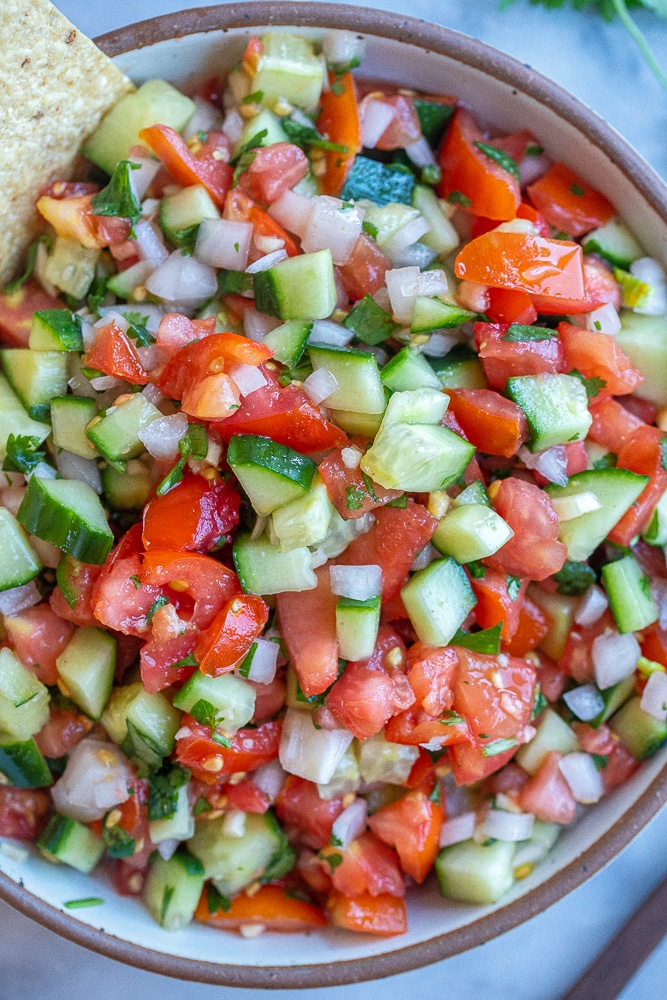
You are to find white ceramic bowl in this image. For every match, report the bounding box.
[1,2,667,987]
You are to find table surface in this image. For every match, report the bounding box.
[3,2,667,998]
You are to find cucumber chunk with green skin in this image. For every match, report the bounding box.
[601,554,659,633]
[641,487,667,545]
[545,468,649,562]
[609,694,667,759]
[189,811,293,896]
[328,408,384,437]
[227,434,317,516]
[17,476,114,565]
[360,202,422,247]
[38,813,104,874]
[505,373,592,452]
[336,596,381,660]
[527,586,579,661]
[431,351,487,390]
[380,346,442,392]
[362,422,474,492]
[401,557,477,647]
[82,79,195,176]
[271,480,332,552]
[51,396,99,459]
[144,847,205,931]
[581,218,643,270]
[102,682,181,768]
[591,673,636,728]
[341,156,415,206]
[308,343,386,414]
[0,374,50,462]
[160,184,220,249]
[101,462,153,512]
[514,707,578,775]
[411,296,475,333]
[233,107,290,158]
[106,260,154,301]
[0,347,69,421]
[0,508,42,592]
[86,394,162,470]
[431,503,513,563]
[0,647,50,740]
[253,33,324,113]
[436,839,516,904]
[262,319,312,366]
[172,671,256,735]
[0,735,52,788]
[342,294,399,346]
[233,532,316,595]
[29,309,84,351]
[380,386,447,427]
[412,185,459,256]
[55,627,117,721]
[149,784,194,845]
[44,237,100,300]
[253,250,336,321]
[616,312,667,406]
[452,481,490,507]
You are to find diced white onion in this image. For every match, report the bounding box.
[0,581,41,616]
[253,759,286,802]
[222,109,244,146]
[481,809,534,842]
[322,30,365,71]
[592,629,641,690]
[568,302,621,336]
[310,319,355,347]
[146,251,217,304]
[303,367,339,404]
[221,809,247,838]
[389,242,440,270]
[631,257,667,316]
[195,218,252,271]
[89,375,124,392]
[562,683,606,721]
[341,446,362,470]
[138,412,188,461]
[383,217,432,265]
[439,811,477,848]
[329,564,382,601]
[134,219,170,267]
[55,450,103,494]
[127,156,161,200]
[243,308,281,342]
[652,577,667,631]
[519,152,551,188]
[154,839,178,862]
[269,189,314,239]
[229,363,268,397]
[558,752,604,803]
[640,669,667,722]
[575,584,608,627]
[95,309,129,333]
[421,332,459,357]
[245,249,288,273]
[418,269,449,297]
[183,96,223,141]
[29,461,58,481]
[550,491,601,521]
[330,798,368,850]
[302,196,365,265]
[279,708,354,784]
[243,637,279,684]
[386,266,421,324]
[411,543,439,572]
[310,547,329,569]
[405,136,437,169]
[361,99,395,148]
[519,445,569,487]
[51,740,133,822]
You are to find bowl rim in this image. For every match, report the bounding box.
[2,1,667,988]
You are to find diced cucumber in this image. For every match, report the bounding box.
[29,309,83,352]
[44,237,100,300]
[86,394,162,470]
[0,648,50,740]
[609,694,667,759]
[189,810,293,896]
[17,476,114,565]
[381,386,448,427]
[431,349,487,390]
[51,396,99,459]
[83,79,195,175]
[362,421,474,492]
[101,682,181,768]
[431,503,513,564]
[436,839,516,904]
[401,557,477,647]
[0,347,69,421]
[327,408,384,437]
[38,813,104,874]
[101,461,153,511]
[172,671,255,735]
[592,673,636,727]
[106,260,155,301]
[55,626,117,721]
[160,185,220,248]
[453,481,490,507]
[360,202,422,248]
[254,250,336,321]
[412,185,460,256]
[380,346,442,392]
[641,487,667,545]
[0,735,52,788]
[0,374,50,461]
[545,468,649,562]
[253,32,324,113]
[262,319,312,367]
[308,343,386,414]
[616,312,667,405]
[227,434,316,516]
[357,732,419,784]
[149,784,194,846]
[582,218,643,269]
[411,296,475,333]
[506,374,592,451]
[234,107,289,159]
[270,479,332,551]
[512,819,561,876]
[336,596,381,660]
[342,294,399,346]
[514,707,578,775]
[527,586,579,661]
[601,554,658,633]
[233,531,316,595]
[0,508,42,592]
[144,847,204,931]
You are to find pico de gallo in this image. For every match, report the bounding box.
[1,27,667,939]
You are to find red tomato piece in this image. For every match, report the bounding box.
[277,566,338,698]
[321,831,405,898]
[326,660,414,740]
[222,778,271,814]
[0,280,62,347]
[484,477,567,581]
[142,473,241,553]
[527,162,615,237]
[155,313,216,358]
[140,551,241,631]
[530,254,621,315]
[641,627,667,668]
[610,425,667,545]
[384,703,471,747]
[224,189,300,258]
[501,597,552,657]
[85,319,149,385]
[175,718,281,782]
[367,790,442,883]
[601,742,640,792]
[139,125,232,207]
[275,775,344,849]
[238,142,309,203]
[474,320,565,390]
[158,332,272,400]
[0,787,50,840]
[196,883,327,931]
[34,705,93,758]
[337,233,391,301]
[374,94,421,150]
[449,739,521,786]
[437,107,520,221]
[49,560,102,628]
[469,566,527,642]
[319,436,403,519]
[446,388,528,458]
[181,372,241,420]
[139,633,198,694]
[248,675,287,721]
[93,552,163,637]
[455,231,585,301]
[326,891,407,936]
[518,750,577,823]
[588,395,646,452]
[316,71,362,197]
[195,593,269,676]
[486,287,538,326]
[407,642,458,717]
[4,604,74,685]
[558,322,644,396]
[452,647,537,742]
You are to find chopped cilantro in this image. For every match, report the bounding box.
[421,163,442,186]
[129,574,141,589]
[161,886,175,925]
[243,90,265,104]
[481,737,519,758]
[147,762,190,821]
[552,560,597,596]
[386,493,408,508]
[230,129,268,185]
[452,623,502,655]
[502,324,556,342]
[592,754,609,771]
[282,116,348,153]
[531,687,548,721]
[2,434,47,475]
[102,819,136,859]
[189,698,221,731]
[506,575,522,601]
[64,897,104,910]
[237,642,258,678]
[146,596,169,625]
[593,451,617,470]
[526,143,545,156]
[362,220,379,239]
[467,560,486,579]
[473,141,520,183]
[568,368,607,399]
[91,160,142,225]
[331,80,345,96]
[320,850,344,869]
[345,484,366,510]
[330,833,343,847]
[171,651,198,669]
[448,190,472,208]
[570,183,586,196]
[193,796,212,817]
[206,883,231,914]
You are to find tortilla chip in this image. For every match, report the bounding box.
[0,0,134,284]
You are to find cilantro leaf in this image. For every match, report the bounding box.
[2,435,47,474]
[230,129,268,186]
[91,160,142,225]
[2,236,50,294]
[552,560,597,596]
[473,141,520,183]
[568,368,607,399]
[147,762,190,821]
[281,116,349,153]
[102,819,136,858]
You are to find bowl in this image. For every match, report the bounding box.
[1,1,667,988]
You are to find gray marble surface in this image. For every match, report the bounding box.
[3,2,667,998]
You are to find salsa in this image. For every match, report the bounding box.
[0,27,666,938]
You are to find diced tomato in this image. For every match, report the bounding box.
[373,94,421,150]
[641,627,667,668]
[142,473,240,553]
[469,566,527,642]
[326,659,414,740]
[609,425,667,545]
[224,189,301,258]
[0,787,50,840]
[588,395,646,452]
[4,604,74,685]
[530,254,621,315]
[405,749,439,794]
[0,280,62,346]
[527,162,615,237]
[486,287,538,326]
[558,322,644,396]
[452,647,537,742]
[621,395,656,426]
[196,883,327,931]
[34,705,93,758]
[85,319,149,385]
[474,320,565,390]
[93,550,163,637]
[139,125,233,207]
[445,388,528,458]
[112,788,153,871]
[601,742,640,792]
[248,675,287,721]
[275,775,344,849]
[559,610,615,684]
[36,191,108,250]
[238,142,309,203]
[501,597,552,657]
[438,108,520,221]
[336,500,437,602]
[471,201,550,241]
[484,477,567,581]
[407,642,457,717]
[113,862,146,897]
[326,891,407,936]
[319,436,403,519]
[50,559,102,628]
[535,654,568,703]
[316,71,362,197]
[321,831,405,898]
[337,233,391,301]
[195,593,269,676]
[384,703,471,747]
[482,761,529,799]
[155,313,216,358]
[140,633,198,693]
[367,790,442,883]
[518,750,577,823]
[277,566,338,698]
[158,332,272,401]
[449,739,519,785]
[175,717,281,782]
[455,231,585,302]
[140,551,241,632]
[181,372,241,420]
[222,778,271,814]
